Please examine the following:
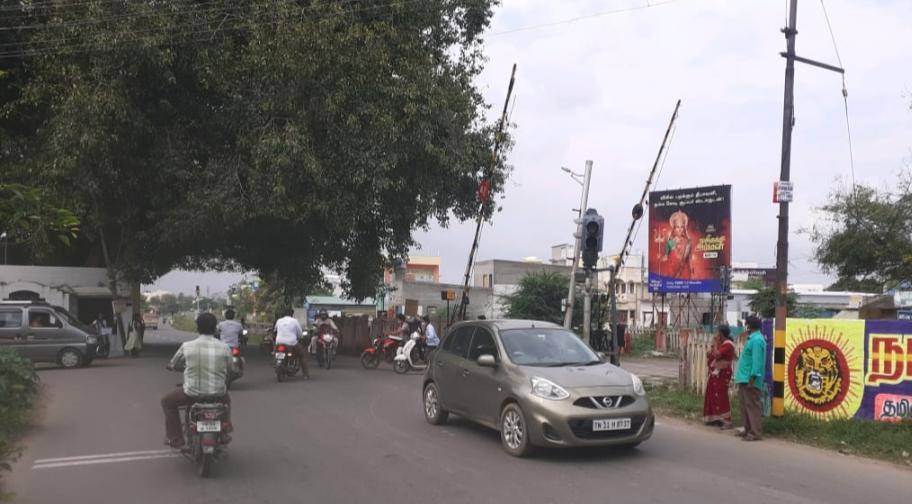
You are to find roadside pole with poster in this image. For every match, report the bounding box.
[647,185,732,293]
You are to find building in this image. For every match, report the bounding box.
[593,254,661,328]
[550,243,575,266]
[381,255,492,319]
[383,255,440,285]
[724,285,877,324]
[473,259,573,318]
[301,295,377,321]
[0,266,133,323]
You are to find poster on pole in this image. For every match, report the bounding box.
[648,185,731,293]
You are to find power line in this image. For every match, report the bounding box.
[819,0,856,194]
[0,0,430,59]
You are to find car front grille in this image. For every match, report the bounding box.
[572,395,636,410]
[568,415,647,440]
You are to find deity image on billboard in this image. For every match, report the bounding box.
[648,185,731,293]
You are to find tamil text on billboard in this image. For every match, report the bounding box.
[648,185,731,293]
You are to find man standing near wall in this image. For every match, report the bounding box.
[734,315,767,441]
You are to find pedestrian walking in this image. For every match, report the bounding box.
[125,313,144,357]
[734,316,766,441]
[702,325,735,429]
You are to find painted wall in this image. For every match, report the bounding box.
[764,318,912,422]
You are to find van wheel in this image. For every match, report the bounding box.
[58,348,84,369]
[500,403,534,457]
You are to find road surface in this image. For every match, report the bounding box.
[7,327,910,504]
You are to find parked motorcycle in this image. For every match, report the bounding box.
[273,343,301,382]
[393,332,428,374]
[227,347,245,389]
[360,334,401,369]
[314,327,338,370]
[179,399,231,477]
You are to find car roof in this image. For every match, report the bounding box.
[451,319,564,331]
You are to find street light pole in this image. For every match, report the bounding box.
[563,161,592,329]
[0,231,7,265]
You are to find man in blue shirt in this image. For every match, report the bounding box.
[734,315,767,441]
[422,315,439,359]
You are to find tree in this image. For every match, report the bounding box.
[748,285,797,318]
[1,0,509,301]
[0,184,78,259]
[810,175,912,293]
[502,272,581,327]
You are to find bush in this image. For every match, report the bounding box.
[0,348,39,486]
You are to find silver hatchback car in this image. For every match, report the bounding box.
[422,320,654,456]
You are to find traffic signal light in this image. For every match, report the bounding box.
[581,208,603,270]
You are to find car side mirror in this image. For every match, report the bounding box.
[477,354,497,368]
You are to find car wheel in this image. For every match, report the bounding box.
[423,383,449,425]
[58,348,84,369]
[500,403,533,457]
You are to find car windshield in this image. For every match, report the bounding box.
[500,328,600,366]
[53,306,94,333]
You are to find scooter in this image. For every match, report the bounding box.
[393,332,428,374]
[227,347,245,389]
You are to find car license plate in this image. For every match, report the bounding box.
[592,418,631,432]
[196,420,221,432]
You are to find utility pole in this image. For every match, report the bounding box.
[773,0,844,417]
[562,161,592,329]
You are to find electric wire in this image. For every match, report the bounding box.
[819,0,856,196]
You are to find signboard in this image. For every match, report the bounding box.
[440,289,456,301]
[732,267,777,287]
[647,185,732,293]
[773,180,794,203]
[778,319,912,422]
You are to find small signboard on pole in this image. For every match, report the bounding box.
[773,181,794,203]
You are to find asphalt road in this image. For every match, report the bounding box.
[8,327,911,504]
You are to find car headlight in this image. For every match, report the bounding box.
[86,336,98,344]
[531,377,570,400]
[630,373,646,396]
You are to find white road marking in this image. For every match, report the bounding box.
[32,450,181,470]
[34,449,174,465]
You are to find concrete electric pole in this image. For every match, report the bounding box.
[562,161,592,329]
[773,0,844,417]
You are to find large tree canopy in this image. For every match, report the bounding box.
[809,175,912,293]
[1,0,508,299]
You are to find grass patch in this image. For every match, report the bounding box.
[629,335,656,358]
[171,313,197,332]
[646,382,912,466]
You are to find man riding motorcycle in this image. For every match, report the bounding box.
[217,309,244,349]
[274,308,309,379]
[161,312,233,448]
[310,309,339,353]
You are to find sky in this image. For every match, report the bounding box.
[147,0,912,296]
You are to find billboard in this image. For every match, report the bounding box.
[648,185,731,293]
[773,319,912,421]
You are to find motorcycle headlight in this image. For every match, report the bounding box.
[530,376,570,400]
[630,373,646,396]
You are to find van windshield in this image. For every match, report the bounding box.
[53,306,94,333]
[499,328,600,366]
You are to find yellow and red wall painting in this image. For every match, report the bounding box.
[780,319,912,421]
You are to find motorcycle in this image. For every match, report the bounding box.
[227,347,245,389]
[179,399,231,478]
[314,327,338,370]
[273,343,301,382]
[240,328,249,348]
[360,334,401,369]
[393,332,428,374]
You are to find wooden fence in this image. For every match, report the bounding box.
[681,330,744,395]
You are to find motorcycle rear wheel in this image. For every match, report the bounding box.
[197,452,212,478]
[276,367,286,383]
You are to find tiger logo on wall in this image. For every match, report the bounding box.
[790,341,846,409]
[785,320,864,420]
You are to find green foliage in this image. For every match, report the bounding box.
[1,0,508,300]
[646,382,912,464]
[810,178,912,293]
[0,349,39,489]
[748,285,797,318]
[502,271,581,327]
[0,183,79,257]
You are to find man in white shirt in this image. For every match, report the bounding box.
[274,308,309,379]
